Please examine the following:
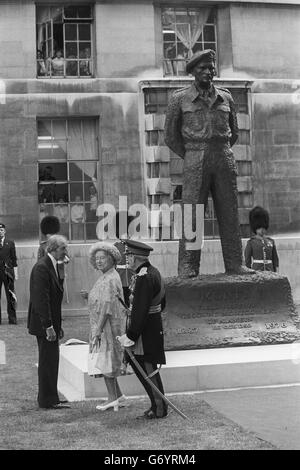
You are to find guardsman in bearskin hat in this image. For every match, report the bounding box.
[117,240,168,419]
[244,206,279,272]
[38,216,69,283]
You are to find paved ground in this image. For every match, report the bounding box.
[201,384,300,450]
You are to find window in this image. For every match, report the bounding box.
[36,4,93,78]
[38,118,99,242]
[162,7,217,76]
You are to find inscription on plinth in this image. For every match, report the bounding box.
[163,272,300,350]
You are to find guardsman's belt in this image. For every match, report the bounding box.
[116,265,129,269]
[149,304,162,314]
[252,260,272,264]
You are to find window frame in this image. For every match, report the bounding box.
[37,117,100,243]
[36,4,94,79]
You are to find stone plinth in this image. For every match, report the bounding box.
[163,272,300,350]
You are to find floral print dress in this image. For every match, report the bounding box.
[88,267,126,377]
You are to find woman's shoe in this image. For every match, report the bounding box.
[96,399,119,411]
[117,394,130,408]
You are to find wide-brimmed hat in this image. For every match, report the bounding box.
[89,241,122,268]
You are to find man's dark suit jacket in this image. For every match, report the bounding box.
[27,255,64,336]
[0,238,17,279]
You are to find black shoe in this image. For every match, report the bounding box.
[41,403,71,410]
[59,400,69,404]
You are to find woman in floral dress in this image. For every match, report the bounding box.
[86,242,127,411]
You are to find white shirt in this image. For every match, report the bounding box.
[47,253,58,277]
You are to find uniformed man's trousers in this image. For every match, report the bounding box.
[127,354,168,418]
[178,144,243,277]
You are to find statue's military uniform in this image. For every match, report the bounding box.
[244,235,279,272]
[164,81,243,276]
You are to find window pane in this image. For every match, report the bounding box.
[77,6,92,18]
[79,42,91,57]
[83,162,97,182]
[38,140,53,159]
[66,59,79,76]
[64,6,78,18]
[52,120,66,138]
[86,221,97,240]
[67,120,82,159]
[69,162,83,182]
[79,24,91,41]
[70,182,84,202]
[37,6,50,24]
[52,140,67,159]
[53,202,69,222]
[50,6,63,23]
[65,23,77,41]
[82,120,97,158]
[66,42,78,58]
[39,163,67,181]
[203,25,215,42]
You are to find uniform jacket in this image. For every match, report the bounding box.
[0,238,17,280]
[164,83,238,158]
[27,255,64,336]
[244,235,279,272]
[127,261,166,364]
[114,240,135,288]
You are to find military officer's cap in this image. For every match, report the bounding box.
[0,223,5,229]
[125,239,153,257]
[186,49,216,74]
[249,206,269,233]
[40,215,60,236]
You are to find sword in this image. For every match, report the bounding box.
[124,346,189,421]
[116,296,189,420]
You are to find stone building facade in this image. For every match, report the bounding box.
[0,0,299,242]
[0,0,300,310]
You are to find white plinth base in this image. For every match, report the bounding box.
[58,343,300,401]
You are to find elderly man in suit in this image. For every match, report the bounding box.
[27,234,70,410]
[0,223,18,325]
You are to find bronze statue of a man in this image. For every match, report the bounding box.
[164,49,253,278]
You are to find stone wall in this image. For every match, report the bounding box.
[4,237,300,316]
[0,79,144,241]
[251,81,300,233]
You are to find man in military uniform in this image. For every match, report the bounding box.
[164,49,253,278]
[0,223,18,324]
[245,206,279,272]
[117,240,168,419]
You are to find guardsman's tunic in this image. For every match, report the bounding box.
[245,236,279,272]
[164,82,242,276]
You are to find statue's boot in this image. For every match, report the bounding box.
[226,265,256,275]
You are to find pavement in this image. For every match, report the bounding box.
[200,383,300,450]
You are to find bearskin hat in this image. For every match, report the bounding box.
[40,215,60,236]
[249,206,269,233]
